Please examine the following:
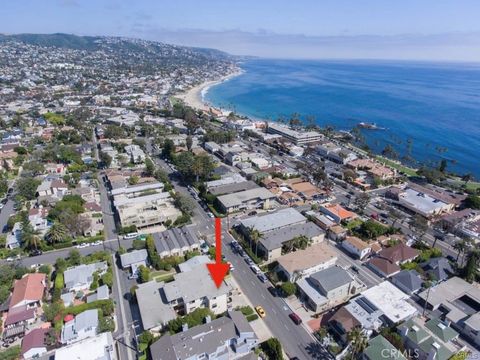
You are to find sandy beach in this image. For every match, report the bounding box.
[175,70,243,111]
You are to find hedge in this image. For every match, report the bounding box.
[246,314,259,322]
[64,299,114,317]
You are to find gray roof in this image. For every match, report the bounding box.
[260,222,324,250]
[163,265,230,304]
[310,266,353,293]
[150,311,256,360]
[209,181,258,196]
[135,281,176,330]
[153,226,200,255]
[391,270,423,293]
[178,255,211,273]
[61,309,98,343]
[239,208,306,233]
[120,249,148,268]
[64,262,107,290]
[217,187,275,209]
[86,285,109,303]
[421,257,453,282]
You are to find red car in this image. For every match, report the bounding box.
[289,312,302,325]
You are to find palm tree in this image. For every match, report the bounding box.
[20,218,41,251]
[293,235,311,250]
[453,240,466,263]
[248,227,263,258]
[45,222,69,245]
[463,248,480,282]
[347,328,368,360]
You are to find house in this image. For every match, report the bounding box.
[120,249,148,274]
[398,316,462,360]
[418,277,480,347]
[391,270,424,294]
[36,179,69,199]
[28,207,50,233]
[64,262,108,292]
[361,281,417,325]
[348,158,396,181]
[342,236,372,260]
[328,307,362,345]
[297,265,363,312]
[4,306,36,334]
[216,187,276,214]
[363,335,407,360]
[124,144,146,164]
[257,222,325,261]
[6,222,22,249]
[10,273,46,309]
[21,328,48,359]
[238,208,307,235]
[320,204,357,223]
[209,180,258,197]
[113,183,181,229]
[149,311,258,360]
[55,332,116,360]
[153,226,201,259]
[136,265,231,332]
[276,242,337,282]
[367,257,401,278]
[367,243,419,278]
[61,309,99,344]
[420,257,453,282]
[86,285,109,303]
[178,255,211,273]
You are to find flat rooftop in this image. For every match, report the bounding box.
[217,187,275,208]
[277,242,336,274]
[239,208,306,233]
[401,187,448,215]
[362,281,417,323]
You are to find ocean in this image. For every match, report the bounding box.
[204,59,480,178]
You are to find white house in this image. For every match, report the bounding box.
[342,236,372,260]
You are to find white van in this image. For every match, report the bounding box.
[124,232,139,240]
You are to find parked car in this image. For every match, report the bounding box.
[289,312,302,325]
[267,286,277,297]
[351,265,360,273]
[258,274,268,283]
[250,265,261,275]
[29,249,43,257]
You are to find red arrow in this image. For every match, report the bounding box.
[206,218,229,288]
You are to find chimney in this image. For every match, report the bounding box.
[182,323,189,332]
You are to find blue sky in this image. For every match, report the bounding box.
[2,0,480,60]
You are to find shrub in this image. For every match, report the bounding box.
[236,305,254,316]
[246,314,259,322]
[280,282,296,297]
[261,338,283,360]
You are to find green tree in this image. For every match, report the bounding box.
[354,192,371,212]
[21,217,41,251]
[15,177,41,200]
[261,338,283,360]
[145,158,155,176]
[280,282,296,297]
[248,227,263,258]
[45,222,69,244]
[173,193,195,216]
[138,330,154,345]
[464,194,480,209]
[162,139,175,160]
[462,249,480,282]
[186,135,193,152]
[99,151,112,168]
[347,328,369,360]
[68,249,82,266]
[138,265,150,283]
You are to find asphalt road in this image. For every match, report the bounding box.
[0,198,15,232]
[221,226,330,360]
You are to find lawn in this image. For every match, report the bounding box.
[150,269,176,282]
[375,155,418,177]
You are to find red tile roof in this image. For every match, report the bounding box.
[368,257,401,277]
[10,273,46,309]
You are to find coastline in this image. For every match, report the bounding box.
[175,69,244,111]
